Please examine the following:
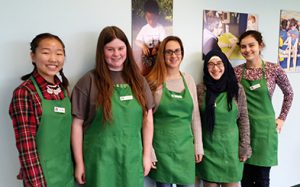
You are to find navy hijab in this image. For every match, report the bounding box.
[203,50,239,134]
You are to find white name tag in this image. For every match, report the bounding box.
[250,83,261,90]
[120,95,133,101]
[171,94,183,99]
[54,106,65,113]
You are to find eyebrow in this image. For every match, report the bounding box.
[165,48,181,50]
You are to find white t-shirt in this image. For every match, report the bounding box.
[136,23,166,48]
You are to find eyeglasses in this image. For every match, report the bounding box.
[207,62,224,69]
[164,49,182,56]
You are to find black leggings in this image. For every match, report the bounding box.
[241,164,271,187]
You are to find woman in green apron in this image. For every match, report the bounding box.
[234,30,294,187]
[145,36,204,187]
[197,50,252,187]
[71,26,154,187]
[9,33,75,186]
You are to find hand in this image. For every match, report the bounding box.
[143,155,152,176]
[75,163,86,184]
[195,154,203,163]
[151,47,158,56]
[239,156,248,162]
[142,45,150,56]
[276,118,284,133]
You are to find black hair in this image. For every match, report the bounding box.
[144,0,159,15]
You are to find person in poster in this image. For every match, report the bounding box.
[135,0,166,75]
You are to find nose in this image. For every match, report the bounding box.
[112,49,119,56]
[244,46,251,52]
[49,54,57,62]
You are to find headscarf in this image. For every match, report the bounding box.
[203,50,239,134]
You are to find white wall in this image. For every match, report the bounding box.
[1,0,299,186]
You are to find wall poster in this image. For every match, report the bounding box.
[132,0,173,75]
[202,10,258,60]
[278,10,300,72]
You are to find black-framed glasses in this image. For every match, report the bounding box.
[164,49,182,56]
[207,62,224,69]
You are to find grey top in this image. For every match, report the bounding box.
[71,70,154,129]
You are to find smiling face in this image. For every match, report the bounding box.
[207,56,225,80]
[31,38,65,83]
[104,38,127,71]
[239,35,263,63]
[164,40,182,70]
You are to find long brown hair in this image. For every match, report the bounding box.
[95,26,147,122]
[145,35,184,92]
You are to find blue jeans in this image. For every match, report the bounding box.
[156,182,195,187]
[241,164,271,187]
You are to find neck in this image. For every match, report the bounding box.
[246,57,263,68]
[166,68,181,80]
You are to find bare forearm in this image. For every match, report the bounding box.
[142,110,153,156]
[71,118,84,166]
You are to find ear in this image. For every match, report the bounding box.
[30,52,36,63]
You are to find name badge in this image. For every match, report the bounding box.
[250,83,261,90]
[54,106,65,113]
[171,94,183,99]
[120,95,133,101]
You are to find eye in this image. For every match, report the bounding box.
[118,46,125,51]
[174,49,182,55]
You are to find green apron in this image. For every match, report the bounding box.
[197,92,243,182]
[240,62,278,166]
[32,77,75,187]
[149,74,195,184]
[83,84,144,187]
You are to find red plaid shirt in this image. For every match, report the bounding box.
[9,71,66,187]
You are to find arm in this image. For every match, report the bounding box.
[142,109,154,176]
[187,75,204,163]
[237,85,252,161]
[71,117,85,184]
[9,88,46,187]
[135,40,150,56]
[275,65,294,133]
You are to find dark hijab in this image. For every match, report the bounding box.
[203,50,239,134]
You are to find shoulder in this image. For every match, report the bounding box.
[156,23,165,29]
[265,61,282,70]
[75,70,96,87]
[73,70,97,95]
[182,72,195,83]
[234,63,244,72]
[12,79,36,98]
[265,61,285,76]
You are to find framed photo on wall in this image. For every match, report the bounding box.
[202,10,258,60]
[278,10,300,72]
[132,0,173,75]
